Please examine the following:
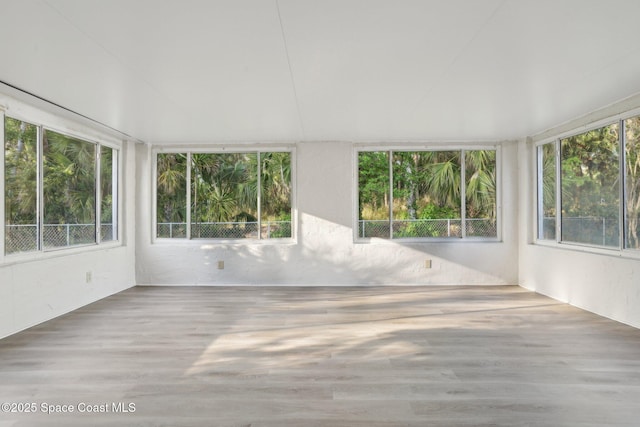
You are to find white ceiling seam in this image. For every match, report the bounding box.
[275,0,306,140]
[40,0,194,132]
[407,0,507,119]
[2,1,640,144]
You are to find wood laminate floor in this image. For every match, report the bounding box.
[1,285,640,426]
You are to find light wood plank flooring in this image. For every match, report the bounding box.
[2,286,640,426]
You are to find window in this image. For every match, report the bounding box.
[3,116,119,255]
[536,115,640,251]
[4,118,38,254]
[358,151,390,238]
[156,151,292,240]
[43,129,97,249]
[358,148,498,240]
[100,145,118,242]
[561,124,620,247]
[465,150,498,237]
[537,142,557,240]
[156,153,187,238]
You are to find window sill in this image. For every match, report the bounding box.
[1,241,123,267]
[354,237,502,244]
[151,237,297,246]
[532,239,640,260]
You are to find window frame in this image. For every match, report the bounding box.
[152,145,296,245]
[353,144,502,243]
[534,109,640,257]
[2,105,123,263]
[536,139,559,242]
[0,107,5,262]
[41,126,100,251]
[99,144,119,243]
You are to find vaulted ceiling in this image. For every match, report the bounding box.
[2,0,640,144]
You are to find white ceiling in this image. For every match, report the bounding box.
[2,0,640,144]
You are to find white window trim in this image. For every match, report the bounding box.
[353,143,502,244]
[0,110,5,263]
[1,93,124,265]
[151,144,297,245]
[532,108,640,259]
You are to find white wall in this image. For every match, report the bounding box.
[518,94,640,329]
[0,91,137,339]
[136,141,520,286]
[0,245,136,339]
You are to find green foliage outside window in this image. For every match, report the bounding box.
[538,142,557,240]
[4,118,38,253]
[156,151,292,239]
[561,124,620,247]
[43,129,97,249]
[539,116,640,250]
[625,117,640,249]
[4,116,117,254]
[358,149,496,239]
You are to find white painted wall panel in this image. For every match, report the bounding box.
[517,96,640,329]
[519,244,640,328]
[1,247,134,337]
[136,141,519,286]
[0,134,137,339]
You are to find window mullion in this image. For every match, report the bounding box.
[257,152,262,239]
[460,150,466,239]
[186,153,192,240]
[0,114,4,258]
[389,150,394,239]
[536,145,544,240]
[113,148,119,241]
[37,126,44,251]
[95,145,102,244]
[620,119,627,250]
[555,140,562,243]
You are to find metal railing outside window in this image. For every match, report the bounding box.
[358,218,496,239]
[156,221,291,240]
[5,224,114,254]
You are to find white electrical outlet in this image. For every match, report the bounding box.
[86,271,92,283]
[217,260,224,270]
[424,259,432,269]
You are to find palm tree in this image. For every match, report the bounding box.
[4,118,38,225]
[259,152,292,238]
[358,149,496,237]
[42,130,96,225]
[4,118,38,253]
[260,152,291,219]
[157,152,187,224]
[191,153,256,224]
[100,146,116,241]
[465,150,496,220]
[422,151,462,212]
